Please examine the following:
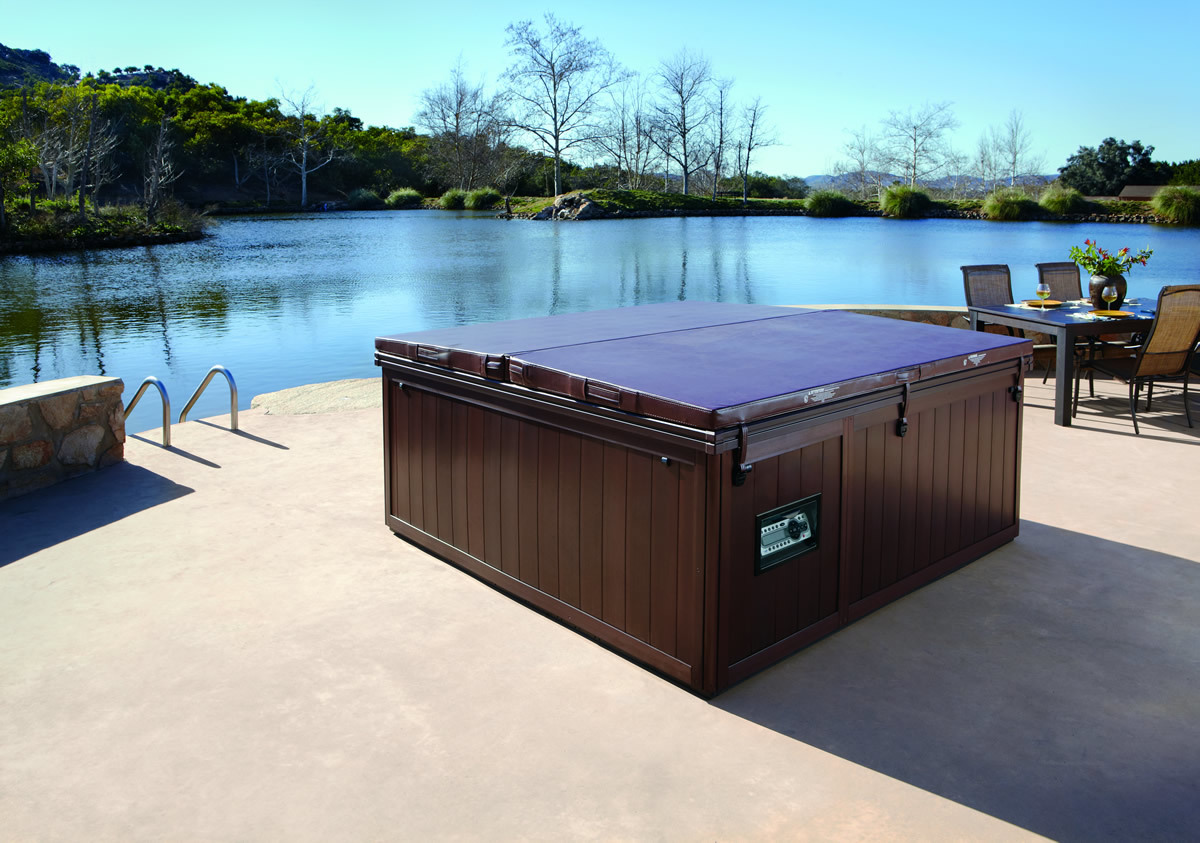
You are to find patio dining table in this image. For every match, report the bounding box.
[969,299,1156,426]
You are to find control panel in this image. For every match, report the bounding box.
[755,493,820,574]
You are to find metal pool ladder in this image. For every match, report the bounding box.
[125,376,172,447]
[180,365,239,430]
[124,366,238,447]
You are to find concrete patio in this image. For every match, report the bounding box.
[2,373,1197,841]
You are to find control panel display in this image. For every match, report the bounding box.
[755,494,820,574]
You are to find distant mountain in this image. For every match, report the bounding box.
[805,172,1058,196]
[0,43,77,88]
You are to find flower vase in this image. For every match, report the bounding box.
[1089,274,1126,311]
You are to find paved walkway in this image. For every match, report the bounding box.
[2,375,1197,841]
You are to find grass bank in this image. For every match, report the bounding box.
[0,200,208,254]
[507,189,1167,224]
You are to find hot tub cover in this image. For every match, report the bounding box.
[376,303,1029,429]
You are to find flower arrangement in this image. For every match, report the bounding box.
[1068,239,1153,277]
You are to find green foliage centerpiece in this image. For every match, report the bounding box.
[1068,239,1152,310]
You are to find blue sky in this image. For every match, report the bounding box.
[6,0,1197,178]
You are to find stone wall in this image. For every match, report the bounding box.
[0,376,125,501]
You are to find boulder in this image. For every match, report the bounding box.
[38,392,78,429]
[58,424,106,466]
[0,405,33,441]
[13,440,53,470]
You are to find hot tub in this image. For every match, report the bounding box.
[375,302,1031,695]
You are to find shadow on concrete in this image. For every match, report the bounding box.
[1068,391,1199,442]
[716,521,1200,841]
[128,434,221,467]
[194,419,289,449]
[0,462,193,566]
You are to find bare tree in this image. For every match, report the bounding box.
[880,101,958,187]
[834,125,885,201]
[75,95,119,217]
[418,60,508,190]
[942,147,970,199]
[733,97,776,204]
[654,49,713,195]
[143,116,180,223]
[996,108,1043,187]
[976,129,1000,194]
[503,14,625,196]
[594,75,658,190]
[709,78,733,201]
[279,87,336,208]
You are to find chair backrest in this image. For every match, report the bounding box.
[1135,285,1200,378]
[1035,262,1082,301]
[961,265,1013,307]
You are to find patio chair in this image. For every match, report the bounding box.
[1072,284,1200,434]
[1034,261,1084,302]
[962,264,1055,377]
[961,264,1015,310]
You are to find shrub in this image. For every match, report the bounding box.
[464,186,502,211]
[346,188,385,210]
[805,190,858,217]
[385,188,422,209]
[440,188,467,210]
[880,185,932,218]
[1039,185,1090,215]
[983,187,1040,221]
[1151,185,1200,225]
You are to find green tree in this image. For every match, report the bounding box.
[1167,159,1200,186]
[0,133,38,230]
[1058,137,1167,196]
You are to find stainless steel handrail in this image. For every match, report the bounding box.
[124,376,171,446]
[179,365,238,430]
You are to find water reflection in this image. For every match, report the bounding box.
[2,211,1198,430]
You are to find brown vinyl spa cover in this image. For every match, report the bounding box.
[375,302,1029,429]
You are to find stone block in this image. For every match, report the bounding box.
[13,440,54,470]
[38,392,78,430]
[99,382,123,400]
[58,424,106,466]
[0,405,34,442]
[101,442,124,467]
[109,404,126,443]
[78,401,108,424]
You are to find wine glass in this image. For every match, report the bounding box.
[1035,282,1051,306]
[1102,284,1118,312]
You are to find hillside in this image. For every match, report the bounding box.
[0,43,77,87]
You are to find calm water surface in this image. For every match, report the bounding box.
[2,211,1197,430]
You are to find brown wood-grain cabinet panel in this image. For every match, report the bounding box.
[649,459,680,654]
[517,422,540,585]
[537,427,560,595]
[498,417,520,577]
[451,402,470,551]
[578,438,605,618]
[818,436,841,620]
[557,432,582,609]
[482,411,503,567]
[601,444,628,630]
[624,452,653,643]
[388,383,410,524]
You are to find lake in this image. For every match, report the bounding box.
[2,210,1197,431]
